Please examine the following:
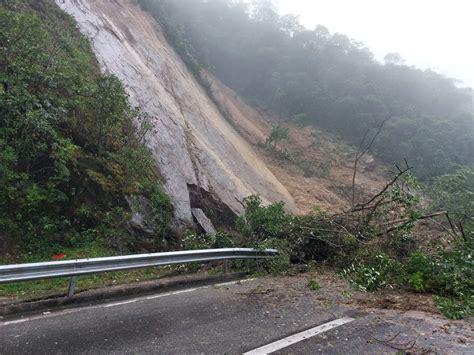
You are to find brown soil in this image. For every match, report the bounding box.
[350,289,440,314]
[267,269,442,316]
[207,73,388,213]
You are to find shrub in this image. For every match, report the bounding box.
[339,253,402,292]
[180,231,235,250]
[426,243,473,319]
[307,279,321,290]
[213,232,235,248]
[341,244,473,319]
[266,125,289,148]
[236,195,291,243]
[434,296,473,320]
[403,252,434,292]
[255,237,291,275]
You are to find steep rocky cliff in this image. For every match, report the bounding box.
[56,0,297,225]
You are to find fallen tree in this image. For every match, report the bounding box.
[233,161,472,319]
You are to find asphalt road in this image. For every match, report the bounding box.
[1,277,473,354]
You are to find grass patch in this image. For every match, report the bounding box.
[0,267,170,301]
[307,279,321,291]
[0,242,173,300]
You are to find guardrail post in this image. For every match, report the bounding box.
[67,276,78,298]
[224,260,229,274]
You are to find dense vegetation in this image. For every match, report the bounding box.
[180,160,472,319]
[232,183,473,319]
[138,0,473,180]
[0,1,174,257]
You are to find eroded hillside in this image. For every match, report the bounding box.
[56,0,297,226]
[207,74,388,213]
[57,0,388,221]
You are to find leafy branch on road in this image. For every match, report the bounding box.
[233,162,473,319]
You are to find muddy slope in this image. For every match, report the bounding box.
[207,73,388,213]
[56,0,297,224]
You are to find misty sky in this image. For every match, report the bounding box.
[278,0,473,88]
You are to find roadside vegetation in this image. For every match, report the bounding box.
[0,1,174,259]
[153,163,472,319]
[150,164,473,319]
[238,167,472,319]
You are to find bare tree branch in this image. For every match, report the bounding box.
[350,118,389,207]
[384,211,448,234]
[351,159,412,212]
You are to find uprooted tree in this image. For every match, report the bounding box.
[235,160,472,319]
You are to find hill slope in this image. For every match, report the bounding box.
[57,0,298,224]
[207,73,388,213]
[57,0,390,219]
[137,0,472,181]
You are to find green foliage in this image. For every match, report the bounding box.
[178,231,236,272]
[0,2,173,255]
[341,243,473,319]
[236,195,291,243]
[262,126,297,162]
[233,195,292,274]
[434,296,473,320]
[375,114,473,179]
[403,252,434,291]
[213,232,235,248]
[180,231,235,250]
[149,182,175,236]
[180,231,214,250]
[405,244,473,319]
[233,187,472,318]
[255,237,291,275]
[266,125,289,148]
[307,279,321,290]
[273,147,294,161]
[0,241,169,300]
[340,254,402,292]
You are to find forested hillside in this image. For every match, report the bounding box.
[138,0,473,180]
[0,1,174,256]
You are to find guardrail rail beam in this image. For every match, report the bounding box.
[0,248,278,297]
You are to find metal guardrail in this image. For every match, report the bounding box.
[0,248,278,297]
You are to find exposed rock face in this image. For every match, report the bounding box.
[191,208,216,235]
[56,0,296,224]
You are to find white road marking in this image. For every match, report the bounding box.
[0,278,253,326]
[214,278,255,287]
[244,317,355,354]
[2,318,30,326]
[145,287,199,300]
[103,299,138,308]
[1,308,90,326]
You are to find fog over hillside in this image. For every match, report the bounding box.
[137,0,473,180]
[279,0,473,88]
